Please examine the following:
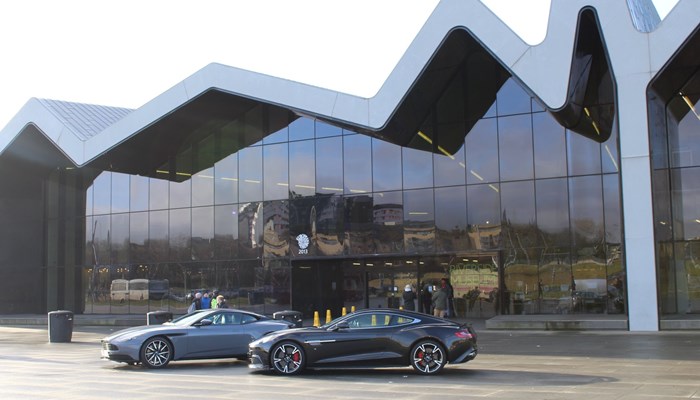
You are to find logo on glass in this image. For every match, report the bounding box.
[296,234,309,254]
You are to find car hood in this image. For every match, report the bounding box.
[102,324,183,342]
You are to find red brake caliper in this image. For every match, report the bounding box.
[292,352,300,362]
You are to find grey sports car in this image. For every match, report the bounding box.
[101,309,294,368]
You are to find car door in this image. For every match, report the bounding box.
[306,312,400,365]
[185,311,254,358]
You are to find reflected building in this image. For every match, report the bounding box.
[1,1,699,331]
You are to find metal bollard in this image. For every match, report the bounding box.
[325,309,332,324]
[313,311,320,327]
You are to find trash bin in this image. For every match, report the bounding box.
[272,310,303,328]
[147,311,173,325]
[48,310,74,343]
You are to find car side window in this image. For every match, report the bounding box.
[346,313,411,328]
[240,314,258,324]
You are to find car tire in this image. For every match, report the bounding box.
[140,336,172,369]
[270,341,305,375]
[410,340,446,375]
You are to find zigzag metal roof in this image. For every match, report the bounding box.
[0,0,697,167]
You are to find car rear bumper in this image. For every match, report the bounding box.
[451,346,478,364]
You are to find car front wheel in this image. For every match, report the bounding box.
[410,340,446,375]
[140,336,172,369]
[271,341,305,375]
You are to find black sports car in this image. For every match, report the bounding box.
[248,308,477,375]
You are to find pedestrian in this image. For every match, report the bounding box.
[187,292,202,314]
[431,282,448,318]
[402,284,417,311]
[201,291,211,309]
[210,290,219,309]
[467,286,481,312]
[216,294,229,308]
[442,278,455,317]
[421,282,433,314]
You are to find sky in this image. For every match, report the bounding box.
[0,0,680,131]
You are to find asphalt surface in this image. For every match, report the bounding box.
[1,324,699,399]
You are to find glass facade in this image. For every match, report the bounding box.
[73,76,625,318]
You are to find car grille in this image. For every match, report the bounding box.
[102,342,118,351]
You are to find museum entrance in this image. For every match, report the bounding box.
[291,252,503,319]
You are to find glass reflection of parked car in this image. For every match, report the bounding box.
[572,291,607,313]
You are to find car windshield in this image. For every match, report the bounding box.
[167,311,211,326]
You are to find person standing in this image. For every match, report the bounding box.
[431,283,448,318]
[201,292,211,309]
[216,294,229,308]
[402,284,417,311]
[442,278,455,317]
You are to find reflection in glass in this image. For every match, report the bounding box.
[499,115,534,182]
[192,167,214,207]
[496,78,532,116]
[110,213,129,264]
[289,117,314,141]
[567,130,602,176]
[435,186,468,253]
[316,137,343,195]
[93,172,111,215]
[403,189,435,253]
[239,146,263,203]
[533,113,567,178]
[263,143,289,201]
[262,200,289,258]
[130,175,149,212]
[149,178,168,211]
[264,125,288,144]
[316,120,342,138]
[238,202,263,259]
[466,119,499,184]
[86,185,93,216]
[93,215,111,265]
[214,154,238,205]
[149,210,168,262]
[315,195,344,256]
[170,180,191,209]
[372,138,402,192]
[467,183,501,250]
[344,195,374,255]
[343,134,372,195]
[289,196,318,257]
[373,191,403,253]
[214,204,239,260]
[191,207,213,261]
[129,212,148,264]
[289,140,316,197]
[169,208,191,261]
[403,147,434,190]
[434,145,466,187]
[111,173,130,214]
[670,95,700,168]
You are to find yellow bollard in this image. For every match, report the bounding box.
[313,311,320,327]
[326,309,332,324]
[341,307,347,316]
[384,315,391,325]
[371,314,377,326]
[399,306,403,310]
[351,305,356,313]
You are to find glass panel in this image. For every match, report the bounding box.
[434,145,466,187]
[497,78,532,116]
[373,191,403,254]
[239,146,263,203]
[149,178,169,210]
[499,114,534,181]
[602,130,620,174]
[343,134,372,195]
[169,180,191,209]
[435,186,468,253]
[289,140,316,197]
[85,216,94,266]
[264,259,291,313]
[466,119,499,184]
[93,215,110,265]
[533,113,567,178]
[289,196,318,257]
[536,178,571,248]
[148,210,169,262]
[671,96,700,168]
[289,117,314,141]
[85,184,93,216]
[214,153,238,205]
[129,212,148,264]
[263,143,289,201]
[111,173,130,214]
[192,167,214,207]
[569,175,607,312]
[603,174,624,314]
[238,202,264,259]
[402,147,434,190]
[169,208,191,262]
[262,200,290,258]
[567,130,602,176]
[191,207,214,261]
[672,167,700,240]
[92,172,111,215]
[110,213,129,264]
[316,137,343,195]
[372,138,402,192]
[315,195,344,256]
[263,125,288,144]
[130,175,149,212]
[315,120,342,138]
[403,189,435,253]
[344,195,374,255]
[214,204,239,260]
[467,183,501,250]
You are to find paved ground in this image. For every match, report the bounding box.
[1,324,699,399]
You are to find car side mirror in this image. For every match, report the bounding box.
[333,321,350,331]
[197,318,213,326]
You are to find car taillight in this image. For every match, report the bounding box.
[454,330,473,339]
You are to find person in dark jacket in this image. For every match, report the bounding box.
[402,284,417,311]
